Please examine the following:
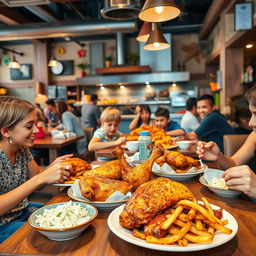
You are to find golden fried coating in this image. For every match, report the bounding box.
[119,177,194,229]
[83,160,122,180]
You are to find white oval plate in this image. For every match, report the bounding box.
[108,204,238,252]
[152,166,207,181]
[67,187,128,211]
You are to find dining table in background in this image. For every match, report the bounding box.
[31,135,84,163]
[95,142,197,160]
[0,161,255,256]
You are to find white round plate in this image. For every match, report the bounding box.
[108,204,238,252]
[152,165,207,181]
[164,144,178,150]
[67,187,128,211]
[199,176,242,198]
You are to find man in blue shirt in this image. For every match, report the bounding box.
[154,108,185,136]
[186,94,234,152]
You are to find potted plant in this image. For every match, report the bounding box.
[75,61,90,77]
[105,45,115,68]
[127,52,139,65]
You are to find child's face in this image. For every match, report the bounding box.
[155,116,169,130]
[140,111,150,123]
[9,110,39,147]
[103,121,119,137]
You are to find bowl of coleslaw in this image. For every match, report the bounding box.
[28,201,98,241]
[199,168,242,198]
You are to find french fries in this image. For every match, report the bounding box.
[132,197,232,247]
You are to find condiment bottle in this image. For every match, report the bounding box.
[139,131,152,163]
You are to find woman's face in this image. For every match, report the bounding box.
[9,110,39,147]
[248,104,256,131]
[140,110,150,123]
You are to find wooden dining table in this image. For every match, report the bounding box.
[0,161,255,256]
[95,143,197,159]
[31,135,84,163]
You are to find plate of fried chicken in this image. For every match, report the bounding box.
[153,151,207,181]
[107,178,238,252]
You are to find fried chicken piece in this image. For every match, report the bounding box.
[113,145,164,189]
[119,177,194,229]
[79,176,133,201]
[165,150,200,169]
[144,214,168,238]
[63,158,91,175]
[83,160,121,180]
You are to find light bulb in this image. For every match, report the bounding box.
[100,86,105,90]
[246,44,253,49]
[153,42,160,48]
[120,85,125,89]
[146,84,151,88]
[155,6,164,14]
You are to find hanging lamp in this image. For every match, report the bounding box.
[136,22,152,42]
[144,23,170,51]
[48,55,60,67]
[139,0,180,22]
[8,55,21,69]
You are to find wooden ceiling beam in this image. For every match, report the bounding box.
[199,0,231,40]
[0,7,32,24]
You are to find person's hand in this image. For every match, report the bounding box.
[135,105,141,114]
[196,141,220,161]
[222,165,256,198]
[115,136,126,146]
[38,161,71,184]
[48,154,73,168]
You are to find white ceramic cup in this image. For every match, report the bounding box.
[126,141,139,152]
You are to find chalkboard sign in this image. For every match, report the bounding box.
[60,60,74,75]
[10,64,32,80]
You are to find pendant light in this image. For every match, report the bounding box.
[48,55,60,67]
[136,22,152,42]
[144,23,170,51]
[139,0,180,22]
[8,55,21,69]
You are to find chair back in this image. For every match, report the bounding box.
[83,127,94,142]
[223,134,249,157]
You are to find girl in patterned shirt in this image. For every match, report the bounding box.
[0,96,72,243]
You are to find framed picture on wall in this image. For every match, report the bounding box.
[10,64,32,80]
[234,2,253,31]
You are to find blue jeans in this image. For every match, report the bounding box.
[0,202,44,243]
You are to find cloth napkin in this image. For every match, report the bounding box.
[71,179,131,201]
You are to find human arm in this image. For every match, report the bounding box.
[196,141,236,170]
[222,165,256,198]
[0,155,72,217]
[186,131,198,140]
[88,136,126,151]
[166,129,185,137]
[129,114,141,130]
[166,121,185,136]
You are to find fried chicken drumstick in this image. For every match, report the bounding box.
[113,145,164,189]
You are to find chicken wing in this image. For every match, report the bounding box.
[119,177,194,229]
[79,176,133,201]
[113,145,164,189]
[83,160,122,180]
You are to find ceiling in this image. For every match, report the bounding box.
[0,0,213,43]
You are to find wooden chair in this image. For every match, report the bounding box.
[79,127,95,162]
[223,134,249,157]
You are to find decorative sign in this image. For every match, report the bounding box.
[234,2,253,31]
[10,64,32,80]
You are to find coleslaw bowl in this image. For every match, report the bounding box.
[28,201,98,241]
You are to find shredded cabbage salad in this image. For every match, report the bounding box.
[35,201,91,229]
